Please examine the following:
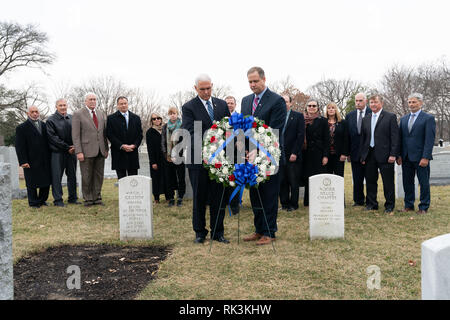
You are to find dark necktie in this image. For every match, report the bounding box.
[92,110,99,129]
[357,110,363,134]
[206,100,214,122]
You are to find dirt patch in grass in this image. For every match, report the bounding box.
[14,244,171,300]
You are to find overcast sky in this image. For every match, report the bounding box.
[3,0,450,111]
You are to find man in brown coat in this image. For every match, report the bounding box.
[72,93,109,206]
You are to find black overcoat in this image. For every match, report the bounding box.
[106,110,143,170]
[15,119,51,188]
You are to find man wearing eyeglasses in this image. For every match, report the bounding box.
[346,93,371,207]
[106,96,143,179]
[181,74,231,244]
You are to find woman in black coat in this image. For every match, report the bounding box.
[146,113,168,203]
[324,102,349,177]
[302,100,330,206]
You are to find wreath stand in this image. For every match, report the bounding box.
[209,188,276,253]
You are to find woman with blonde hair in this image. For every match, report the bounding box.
[146,112,169,203]
[161,107,185,207]
[324,102,349,177]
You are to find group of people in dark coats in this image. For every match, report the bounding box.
[15,72,436,248]
[280,98,350,209]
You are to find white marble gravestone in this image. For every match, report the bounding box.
[395,164,419,199]
[0,162,13,300]
[430,152,450,186]
[422,233,450,300]
[119,175,153,240]
[309,174,345,240]
[0,146,26,199]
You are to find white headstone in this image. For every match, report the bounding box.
[0,162,13,300]
[119,175,153,240]
[430,152,450,186]
[395,164,419,199]
[422,233,450,300]
[309,174,345,240]
[0,147,20,194]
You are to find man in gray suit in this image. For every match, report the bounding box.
[72,93,109,206]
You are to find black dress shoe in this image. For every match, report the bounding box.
[68,200,82,205]
[384,208,394,213]
[352,203,365,207]
[54,202,65,207]
[168,199,175,207]
[194,237,205,244]
[212,236,230,244]
[364,206,378,211]
[177,199,183,207]
[41,202,49,206]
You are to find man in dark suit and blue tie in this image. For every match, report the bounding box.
[241,67,287,245]
[279,94,305,211]
[182,74,231,244]
[359,94,399,213]
[397,93,436,215]
[346,93,371,206]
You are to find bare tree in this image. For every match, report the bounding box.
[0,84,48,118]
[380,65,420,115]
[379,60,450,141]
[269,76,309,113]
[64,76,135,115]
[57,75,164,137]
[0,22,55,78]
[307,78,366,116]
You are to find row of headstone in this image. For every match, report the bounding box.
[0,162,13,300]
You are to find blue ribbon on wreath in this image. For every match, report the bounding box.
[206,112,279,216]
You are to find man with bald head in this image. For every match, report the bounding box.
[346,93,371,207]
[15,106,51,208]
[72,93,109,207]
[46,99,80,207]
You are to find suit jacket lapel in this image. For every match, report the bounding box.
[374,110,384,130]
[409,111,423,134]
[254,88,270,118]
[82,107,97,131]
[195,96,212,126]
[27,119,41,136]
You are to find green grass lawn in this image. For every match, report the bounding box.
[12,164,450,299]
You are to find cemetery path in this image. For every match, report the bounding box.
[13,244,171,300]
